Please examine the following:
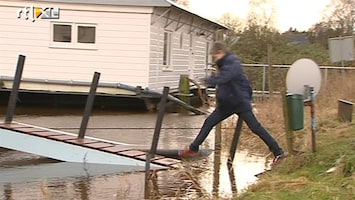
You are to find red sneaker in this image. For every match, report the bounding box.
[271,153,285,167]
[178,149,199,157]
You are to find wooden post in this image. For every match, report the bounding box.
[227,117,243,194]
[262,65,266,99]
[212,122,221,198]
[78,72,100,139]
[267,44,273,97]
[178,75,191,114]
[5,55,26,123]
[282,91,295,155]
[144,86,169,199]
[212,30,224,198]
[338,99,353,122]
[229,117,243,162]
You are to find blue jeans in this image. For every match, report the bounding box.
[189,108,284,157]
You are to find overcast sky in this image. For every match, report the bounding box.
[189,0,331,32]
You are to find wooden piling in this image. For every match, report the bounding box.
[5,55,26,123]
[144,86,169,199]
[78,72,100,139]
[227,117,243,194]
[229,117,243,161]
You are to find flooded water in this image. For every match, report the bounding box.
[0,108,267,199]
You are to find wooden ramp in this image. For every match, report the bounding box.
[0,121,181,172]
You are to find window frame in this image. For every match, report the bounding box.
[162,31,172,71]
[50,22,97,50]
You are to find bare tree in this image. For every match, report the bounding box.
[247,0,277,29]
[309,0,354,48]
[218,13,245,46]
[219,13,244,33]
[322,0,354,36]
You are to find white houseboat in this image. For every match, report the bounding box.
[0,0,228,110]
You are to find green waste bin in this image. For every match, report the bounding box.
[286,94,304,131]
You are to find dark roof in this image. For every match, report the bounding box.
[288,34,310,45]
[31,0,171,6]
[30,0,228,29]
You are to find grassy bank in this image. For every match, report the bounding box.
[237,120,354,200]
[233,71,354,199]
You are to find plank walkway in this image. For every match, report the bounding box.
[0,121,181,169]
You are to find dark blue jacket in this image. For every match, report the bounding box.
[205,52,252,113]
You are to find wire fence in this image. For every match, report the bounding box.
[242,63,355,98]
[51,127,236,130]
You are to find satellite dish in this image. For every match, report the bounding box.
[286,58,322,96]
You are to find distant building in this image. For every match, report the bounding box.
[285,32,310,45]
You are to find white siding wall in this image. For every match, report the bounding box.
[149,8,216,91]
[0,1,152,87]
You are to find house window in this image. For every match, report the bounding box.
[53,24,71,42]
[205,42,210,65]
[179,32,183,49]
[51,22,96,49]
[78,26,96,43]
[206,42,211,76]
[163,31,172,70]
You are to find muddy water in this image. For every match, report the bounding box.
[0,109,267,199]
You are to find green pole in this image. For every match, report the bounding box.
[282,91,295,155]
[178,74,190,114]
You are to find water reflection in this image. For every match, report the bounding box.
[3,183,13,200]
[0,110,267,199]
[149,159,212,199]
[73,176,91,200]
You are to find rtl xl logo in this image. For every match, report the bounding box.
[17,6,60,22]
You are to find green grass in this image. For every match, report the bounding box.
[237,122,355,200]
